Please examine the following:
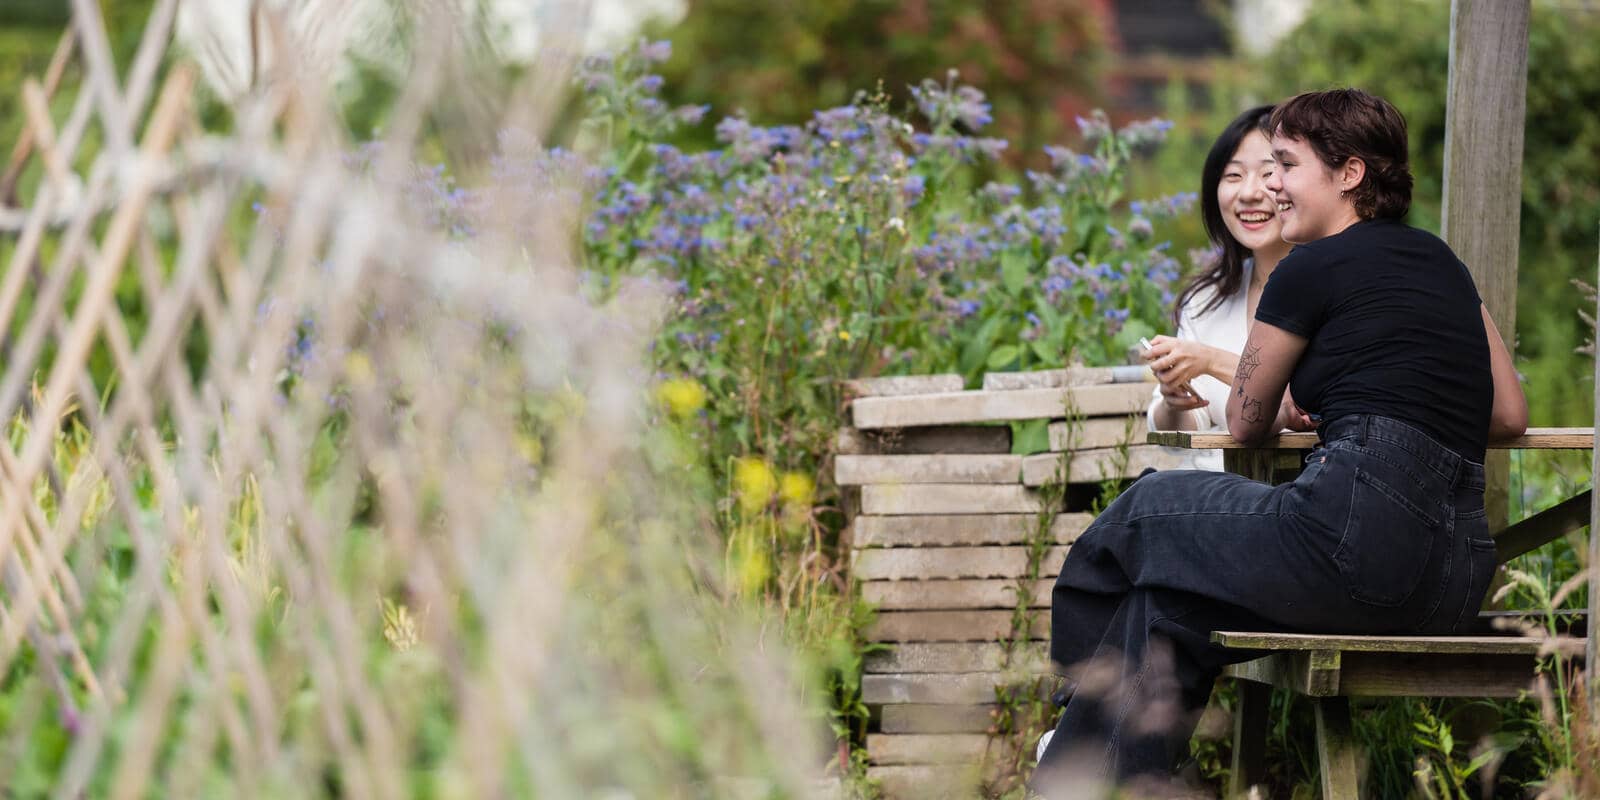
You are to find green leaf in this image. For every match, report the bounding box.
[999,250,1031,296]
[1012,419,1050,455]
[958,316,1003,377]
[986,344,1020,371]
[1029,339,1058,364]
[1463,750,1498,777]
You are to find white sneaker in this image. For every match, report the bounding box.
[1035,729,1054,763]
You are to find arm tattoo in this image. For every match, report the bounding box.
[1240,396,1265,424]
[1234,344,1262,397]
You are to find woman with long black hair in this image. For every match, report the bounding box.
[1143,105,1294,469]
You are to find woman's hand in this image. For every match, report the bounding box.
[1158,380,1208,411]
[1277,391,1316,432]
[1143,336,1222,390]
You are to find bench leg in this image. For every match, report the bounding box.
[1314,697,1361,800]
[1227,682,1269,798]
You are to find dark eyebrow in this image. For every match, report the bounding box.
[1271,149,1292,160]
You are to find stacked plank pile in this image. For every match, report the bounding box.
[837,367,1184,797]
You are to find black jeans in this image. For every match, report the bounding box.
[1034,414,1496,787]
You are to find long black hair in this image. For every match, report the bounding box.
[1173,104,1275,327]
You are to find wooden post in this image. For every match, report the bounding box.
[1588,224,1600,709]
[1228,682,1270,797]
[1314,697,1361,800]
[1441,0,1530,530]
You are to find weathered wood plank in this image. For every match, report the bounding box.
[867,610,1050,643]
[835,454,1023,485]
[836,425,1012,455]
[866,734,1000,765]
[1229,682,1270,798]
[843,374,964,397]
[1019,445,1190,486]
[1335,651,1547,698]
[1315,698,1360,800]
[862,579,1053,611]
[853,546,1068,581]
[1591,230,1600,699]
[1443,0,1531,535]
[864,672,1051,705]
[851,383,1152,429]
[1213,630,1559,655]
[878,704,999,734]
[865,765,981,800]
[852,513,1091,548]
[1495,488,1591,562]
[1149,427,1593,451]
[1224,650,1552,699]
[866,642,1049,674]
[861,484,1050,515]
[1047,416,1143,451]
[982,365,1150,390]
[864,579,1062,608]
[865,673,1007,705]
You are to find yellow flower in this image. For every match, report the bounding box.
[734,457,777,512]
[657,378,706,418]
[735,542,771,595]
[779,472,815,509]
[838,330,851,342]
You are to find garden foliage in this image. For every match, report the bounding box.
[643,0,1109,164]
[567,42,1195,689]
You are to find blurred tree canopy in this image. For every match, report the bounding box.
[1257,0,1600,426]
[647,0,1111,164]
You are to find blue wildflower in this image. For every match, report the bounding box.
[637,39,672,64]
[902,174,926,204]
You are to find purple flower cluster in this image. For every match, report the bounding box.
[1076,111,1112,144]
[910,78,995,131]
[1129,192,1199,220]
[1118,117,1176,151]
[353,39,1195,378]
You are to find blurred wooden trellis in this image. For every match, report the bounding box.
[0,1,782,797]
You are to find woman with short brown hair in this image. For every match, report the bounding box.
[1034,88,1527,795]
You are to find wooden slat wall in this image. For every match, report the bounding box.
[843,368,1158,795]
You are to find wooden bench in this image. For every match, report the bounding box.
[1149,427,1595,799]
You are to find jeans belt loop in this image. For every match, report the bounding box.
[1358,415,1370,445]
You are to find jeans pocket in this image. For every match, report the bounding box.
[1452,537,1499,633]
[1333,467,1443,607]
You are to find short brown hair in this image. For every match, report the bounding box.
[1269,89,1413,220]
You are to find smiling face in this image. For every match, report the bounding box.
[1217,130,1284,255]
[1265,132,1363,243]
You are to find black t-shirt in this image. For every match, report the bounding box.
[1255,218,1492,460]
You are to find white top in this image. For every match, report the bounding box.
[1146,259,1253,471]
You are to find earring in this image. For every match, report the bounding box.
[1340,189,1349,198]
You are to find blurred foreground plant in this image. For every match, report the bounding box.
[0,6,838,797]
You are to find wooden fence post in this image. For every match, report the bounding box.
[1588,223,1600,708]
[1441,0,1530,530]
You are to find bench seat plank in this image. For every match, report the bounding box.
[1212,630,1566,655]
[1149,426,1593,450]
[1225,650,1559,698]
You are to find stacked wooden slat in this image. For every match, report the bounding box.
[838,368,1183,797]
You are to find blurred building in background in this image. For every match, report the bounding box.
[1102,0,1308,113]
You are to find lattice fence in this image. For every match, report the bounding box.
[0,3,823,796]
